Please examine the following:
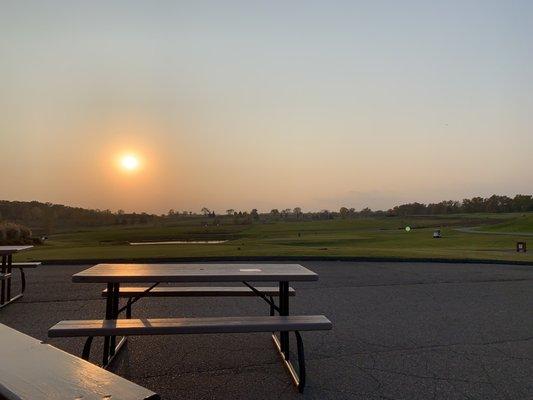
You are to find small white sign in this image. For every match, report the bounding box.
[239,268,262,272]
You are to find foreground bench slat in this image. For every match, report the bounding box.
[0,323,159,400]
[102,286,296,297]
[49,315,332,337]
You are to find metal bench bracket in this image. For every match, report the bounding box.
[242,281,280,313]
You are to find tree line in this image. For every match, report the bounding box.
[210,194,533,220]
[1,194,532,234]
[387,195,533,216]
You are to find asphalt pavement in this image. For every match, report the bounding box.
[1,261,532,400]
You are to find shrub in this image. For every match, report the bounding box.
[0,222,33,245]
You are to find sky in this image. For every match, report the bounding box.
[1,1,532,214]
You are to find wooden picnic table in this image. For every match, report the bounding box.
[70,263,323,390]
[0,246,34,308]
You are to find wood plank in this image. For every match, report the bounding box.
[0,323,159,400]
[101,286,296,297]
[73,263,318,283]
[12,262,41,268]
[49,315,332,337]
[0,246,33,255]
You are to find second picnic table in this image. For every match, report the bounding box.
[0,246,39,308]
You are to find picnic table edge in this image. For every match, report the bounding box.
[72,273,319,283]
[0,246,34,255]
[72,263,319,283]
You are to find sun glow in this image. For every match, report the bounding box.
[120,154,140,171]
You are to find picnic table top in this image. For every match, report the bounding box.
[0,323,158,400]
[0,245,33,255]
[73,263,318,283]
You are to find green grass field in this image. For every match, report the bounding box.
[17,213,533,263]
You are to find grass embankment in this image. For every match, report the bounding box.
[14,213,533,263]
[473,214,533,234]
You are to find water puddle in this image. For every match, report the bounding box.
[129,240,228,245]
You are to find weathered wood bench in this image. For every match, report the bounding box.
[49,315,332,392]
[102,286,295,297]
[0,322,159,400]
[102,285,295,318]
[102,286,296,318]
[12,262,41,268]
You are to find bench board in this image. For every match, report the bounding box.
[49,315,332,337]
[102,286,295,297]
[12,262,41,268]
[0,323,159,400]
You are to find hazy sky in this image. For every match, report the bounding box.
[1,1,532,213]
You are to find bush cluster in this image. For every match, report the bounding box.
[0,222,34,245]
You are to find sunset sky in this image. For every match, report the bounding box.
[1,1,532,213]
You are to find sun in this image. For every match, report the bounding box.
[120,154,140,171]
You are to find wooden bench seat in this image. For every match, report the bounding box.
[102,286,296,298]
[0,323,159,400]
[49,315,331,393]
[49,315,331,337]
[102,286,296,319]
[12,262,41,268]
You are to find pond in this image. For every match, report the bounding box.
[129,240,228,245]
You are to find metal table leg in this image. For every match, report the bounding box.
[0,254,25,308]
[6,254,12,302]
[0,255,6,305]
[271,283,308,393]
[101,282,126,367]
[103,282,114,365]
[109,282,120,356]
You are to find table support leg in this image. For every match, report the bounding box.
[272,331,307,392]
[279,281,290,360]
[0,254,25,309]
[103,282,114,366]
[110,282,120,356]
[0,255,6,305]
[102,282,125,368]
[19,267,26,293]
[6,254,12,302]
